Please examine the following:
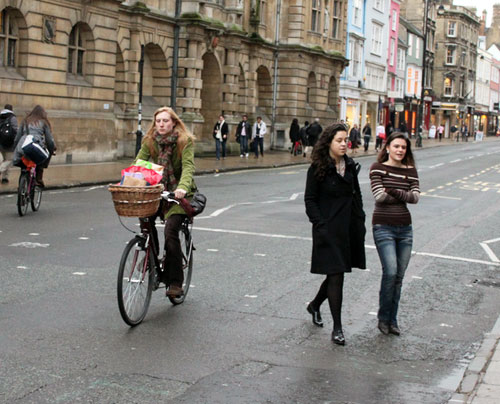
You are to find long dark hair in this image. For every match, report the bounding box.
[311,123,348,181]
[377,132,415,167]
[25,105,51,130]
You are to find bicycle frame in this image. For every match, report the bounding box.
[136,218,162,289]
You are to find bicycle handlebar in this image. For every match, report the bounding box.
[161,191,180,204]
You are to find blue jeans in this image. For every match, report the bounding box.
[215,139,226,160]
[240,135,248,155]
[373,224,413,326]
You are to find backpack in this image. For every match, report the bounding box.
[0,115,15,149]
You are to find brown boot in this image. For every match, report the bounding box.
[35,168,45,188]
[166,284,184,297]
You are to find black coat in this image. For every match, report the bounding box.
[289,122,300,142]
[213,121,228,141]
[304,156,366,274]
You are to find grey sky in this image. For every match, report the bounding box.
[453,0,496,27]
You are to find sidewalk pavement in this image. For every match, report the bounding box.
[2,136,494,195]
[449,316,500,404]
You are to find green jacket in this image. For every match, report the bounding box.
[135,137,196,219]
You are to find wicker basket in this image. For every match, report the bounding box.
[108,184,164,218]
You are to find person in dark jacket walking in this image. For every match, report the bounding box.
[304,123,366,345]
[362,123,372,152]
[348,124,360,155]
[306,118,323,149]
[299,121,310,157]
[13,105,56,187]
[213,114,228,160]
[236,114,252,157]
[0,104,18,184]
[289,118,300,155]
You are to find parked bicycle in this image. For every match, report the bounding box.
[116,191,194,326]
[17,157,42,216]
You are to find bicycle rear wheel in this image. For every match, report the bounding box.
[168,226,194,305]
[31,185,42,211]
[117,237,153,326]
[17,172,29,216]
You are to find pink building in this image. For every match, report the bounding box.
[384,0,401,126]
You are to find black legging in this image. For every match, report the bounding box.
[140,213,185,287]
[310,273,345,331]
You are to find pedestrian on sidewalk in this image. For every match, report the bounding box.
[375,123,385,151]
[450,124,458,142]
[362,123,372,152]
[252,116,266,158]
[348,124,360,155]
[300,121,310,157]
[399,121,408,137]
[213,114,228,160]
[305,123,366,346]
[306,118,322,151]
[236,114,251,158]
[289,118,300,155]
[0,104,18,184]
[13,105,56,187]
[135,106,197,298]
[437,124,444,142]
[369,132,420,337]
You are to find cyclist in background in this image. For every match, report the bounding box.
[13,105,56,187]
[135,106,196,297]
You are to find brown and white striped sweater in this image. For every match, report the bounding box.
[369,162,420,226]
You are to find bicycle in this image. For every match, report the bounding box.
[117,192,194,326]
[17,157,42,216]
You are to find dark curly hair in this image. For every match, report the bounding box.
[377,131,415,167]
[311,123,348,181]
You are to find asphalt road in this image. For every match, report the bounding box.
[1,140,500,403]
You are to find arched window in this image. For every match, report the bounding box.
[0,8,18,68]
[68,24,86,76]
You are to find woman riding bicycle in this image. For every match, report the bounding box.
[135,106,196,298]
[13,105,56,187]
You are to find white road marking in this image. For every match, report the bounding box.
[72,272,86,276]
[193,227,500,267]
[412,276,423,279]
[421,194,462,200]
[84,186,105,191]
[10,242,50,248]
[78,237,89,240]
[17,266,27,269]
[254,253,266,257]
[368,312,377,316]
[479,241,500,263]
[207,248,219,252]
[450,159,462,163]
[429,163,444,168]
[440,323,453,328]
[290,193,301,200]
[29,233,40,236]
[244,295,258,298]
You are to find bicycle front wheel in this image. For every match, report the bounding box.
[31,185,42,211]
[117,237,154,326]
[17,172,29,216]
[168,227,194,305]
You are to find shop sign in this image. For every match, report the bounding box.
[424,96,432,102]
[395,104,404,112]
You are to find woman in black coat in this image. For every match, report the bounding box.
[289,118,300,154]
[304,123,366,345]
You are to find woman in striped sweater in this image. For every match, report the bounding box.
[369,132,420,336]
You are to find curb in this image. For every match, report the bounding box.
[448,316,500,403]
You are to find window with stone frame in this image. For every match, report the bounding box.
[0,8,18,68]
[447,21,456,37]
[444,77,454,96]
[373,0,384,12]
[353,0,362,27]
[349,39,362,79]
[459,77,465,98]
[446,46,456,65]
[397,47,405,70]
[68,24,87,76]
[371,22,383,56]
[389,38,395,66]
[331,0,342,39]
[311,0,321,32]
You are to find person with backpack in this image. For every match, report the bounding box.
[13,105,56,187]
[0,104,19,184]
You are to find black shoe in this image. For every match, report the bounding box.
[332,329,345,345]
[378,321,390,335]
[389,324,401,336]
[307,303,323,327]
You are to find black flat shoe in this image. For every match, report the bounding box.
[389,324,401,336]
[332,329,345,345]
[306,303,323,327]
[378,321,390,335]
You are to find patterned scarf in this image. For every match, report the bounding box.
[155,131,179,191]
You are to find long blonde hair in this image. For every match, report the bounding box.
[143,106,195,159]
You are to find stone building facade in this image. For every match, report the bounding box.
[432,1,479,137]
[0,0,348,162]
